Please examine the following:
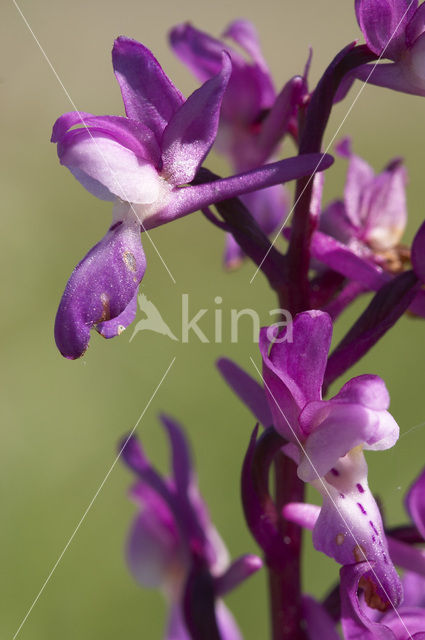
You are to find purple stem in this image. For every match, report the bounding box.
[193,169,288,291]
[241,427,307,640]
[324,270,420,391]
[286,43,378,312]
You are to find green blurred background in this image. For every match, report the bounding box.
[3,1,425,637]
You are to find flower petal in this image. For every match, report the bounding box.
[302,595,340,640]
[155,153,334,227]
[340,563,397,639]
[388,538,425,578]
[406,466,425,539]
[298,399,398,481]
[362,163,407,251]
[57,127,161,203]
[161,53,232,185]
[412,220,425,282]
[355,0,415,59]
[112,37,184,140]
[170,23,229,81]
[54,219,145,359]
[215,600,243,640]
[126,505,182,589]
[311,231,388,290]
[342,146,376,229]
[160,414,193,495]
[223,20,269,71]
[51,112,161,166]
[260,311,332,441]
[216,357,273,427]
[223,233,244,270]
[355,60,425,97]
[96,289,138,339]
[320,200,358,245]
[312,449,402,611]
[214,555,262,596]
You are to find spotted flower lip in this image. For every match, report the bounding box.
[52,35,332,359]
[339,467,425,639]
[218,310,401,607]
[353,0,425,97]
[120,415,261,639]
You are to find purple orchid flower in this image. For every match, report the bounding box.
[311,139,409,293]
[52,36,331,359]
[353,0,425,98]
[170,20,306,268]
[285,467,425,637]
[218,310,402,610]
[121,415,261,640]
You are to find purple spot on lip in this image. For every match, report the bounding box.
[331,468,340,476]
[369,520,379,535]
[356,483,365,493]
[357,502,367,515]
[339,493,345,499]
[372,535,376,542]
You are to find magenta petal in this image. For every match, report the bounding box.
[223,20,268,70]
[215,554,262,596]
[126,506,181,589]
[215,601,243,640]
[388,538,425,578]
[355,61,425,96]
[406,466,425,539]
[161,52,232,185]
[54,220,145,359]
[302,596,340,640]
[355,0,414,59]
[331,375,390,411]
[311,231,388,290]
[320,200,358,244]
[340,564,397,640]
[406,3,425,46]
[57,127,161,203]
[379,609,425,639]
[96,290,138,338]
[154,153,334,227]
[343,151,375,228]
[260,311,332,438]
[112,37,184,140]
[160,414,193,494]
[298,399,398,481]
[216,357,273,427]
[255,76,305,164]
[282,502,320,530]
[166,603,191,640]
[223,233,244,270]
[412,220,425,282]
[310,449,402,612]
[51,113,161,166]
[170,22,233,82]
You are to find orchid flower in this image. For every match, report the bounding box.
[218,310,402,609]
[338,467,425,638]
[285,466,425,638]
[170,20,306,268]
[353,0,425,98]
[52,36,330,359]
[311,139,409,293]
[121,415,261,640]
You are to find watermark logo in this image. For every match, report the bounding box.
[130,294,178,342]
[130,293,293,344]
